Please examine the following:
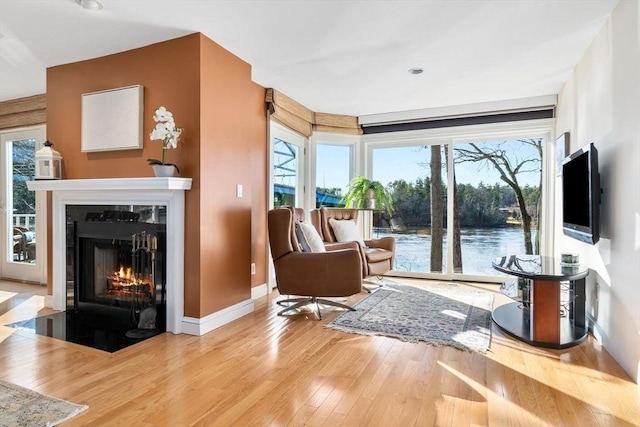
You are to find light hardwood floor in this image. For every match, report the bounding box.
[1,278,638,426]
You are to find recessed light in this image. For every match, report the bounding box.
[408,68,424,75]
[76,0,103,10]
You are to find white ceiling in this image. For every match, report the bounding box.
[0,0,618,117]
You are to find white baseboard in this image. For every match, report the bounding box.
[44,294,53,308]
[181,298,254,336]
[251,283,268,300]
[586,313,604,343]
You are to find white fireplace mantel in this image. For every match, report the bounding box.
[27,177,192,334]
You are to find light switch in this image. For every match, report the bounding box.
[236,184,243,198]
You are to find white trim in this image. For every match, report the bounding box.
[251,283,268,300]
[182,299,255,336]
[586,314,603,343]
[27,177,192,191]
[358,95,557,126]
[27,177,191,334]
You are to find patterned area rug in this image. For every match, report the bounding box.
[326,283,494,352]
[0,380,87,426]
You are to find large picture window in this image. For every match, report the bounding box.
[362,120,552,281]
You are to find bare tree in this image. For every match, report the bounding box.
[455,139,542,254]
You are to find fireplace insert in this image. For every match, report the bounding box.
[74,220,166,335]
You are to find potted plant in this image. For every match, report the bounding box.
[147,106,183,176]
[341,176,394,216]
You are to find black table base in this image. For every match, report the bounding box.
[492,302,588,349]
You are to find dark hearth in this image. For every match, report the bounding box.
[8,311,149,353]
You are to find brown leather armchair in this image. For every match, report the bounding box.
[268,207,363,320]
[311,207,395,281]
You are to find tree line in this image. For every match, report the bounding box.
[384,178,540,228]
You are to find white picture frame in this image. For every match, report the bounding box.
[81,85,143,152]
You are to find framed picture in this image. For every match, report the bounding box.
[556,132,570,176]
[81,85,143,152]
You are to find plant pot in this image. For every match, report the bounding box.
[363,188,376,210]
[152,164,175,177]
[363,198,376,210]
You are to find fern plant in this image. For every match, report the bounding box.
[340,176,394,216]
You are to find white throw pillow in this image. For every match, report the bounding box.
[299,222,326,252]
[329,218,365,247]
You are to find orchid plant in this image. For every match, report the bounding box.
[147,106,183,173]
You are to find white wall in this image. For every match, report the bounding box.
[555,0,640,383]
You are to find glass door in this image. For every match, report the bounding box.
[1,127,46,283]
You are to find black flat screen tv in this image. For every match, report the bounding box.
[562,142,600,244]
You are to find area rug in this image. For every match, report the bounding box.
[326,283,493,352]
[0,380,87,427]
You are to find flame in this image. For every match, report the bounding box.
[106,265,153,298]
[118,266,133,280]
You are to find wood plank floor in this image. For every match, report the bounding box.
[1,278,638,426]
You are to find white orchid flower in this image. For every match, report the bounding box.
[147,107,183,172]
[153,106,174,123]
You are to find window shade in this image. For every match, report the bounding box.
[0,94,46,130]
[265,89,362,136]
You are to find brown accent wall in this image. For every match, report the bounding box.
[197,34,266,313]
[45,33,267,319]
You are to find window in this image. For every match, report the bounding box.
[452,138,543,275]
[270,122,308,209]
[371,145,447,273]
[363,120,552,281]
[315,144,351,208]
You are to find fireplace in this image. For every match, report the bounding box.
[72,218,167,334]
[27,177,192,334]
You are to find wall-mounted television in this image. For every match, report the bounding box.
[562,142,600,244]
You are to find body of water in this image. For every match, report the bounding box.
[376,227,536,276]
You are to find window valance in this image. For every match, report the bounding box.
[265,88,362,137]
[0,94,46,130]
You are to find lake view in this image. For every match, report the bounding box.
[376,227,535,277]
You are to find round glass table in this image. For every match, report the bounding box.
[492,254,589,349]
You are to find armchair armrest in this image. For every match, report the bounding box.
[364,236,396,252]
[276,249,363,297]
[325,241,360,251]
